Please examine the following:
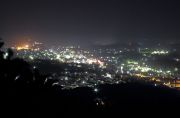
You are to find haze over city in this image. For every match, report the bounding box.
[1,0,180,46]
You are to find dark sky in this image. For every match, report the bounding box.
[0,0,180,46]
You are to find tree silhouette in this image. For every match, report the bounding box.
[0,38,4,48]
[0,38,4,60]
[7,48,14,60]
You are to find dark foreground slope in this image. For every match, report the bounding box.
[1,81,180,118]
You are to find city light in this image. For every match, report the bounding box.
[12,41,180,90]
[151,50,169,55]
[94,88,99,93]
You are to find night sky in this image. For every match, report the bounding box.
[0,0,180,46]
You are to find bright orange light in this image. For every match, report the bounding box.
[25,45,29,48]
[16,44,30,50]
[17,47,22,50]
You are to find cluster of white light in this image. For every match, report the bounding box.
[3,52,8,59]
[50,48,106,67]
[121,60,173,77]
[16,47,105,68]
[151,50,169,55]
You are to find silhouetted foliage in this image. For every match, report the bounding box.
[7,48,13,60]
[0,38,4,60]
[0,38,4,48]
